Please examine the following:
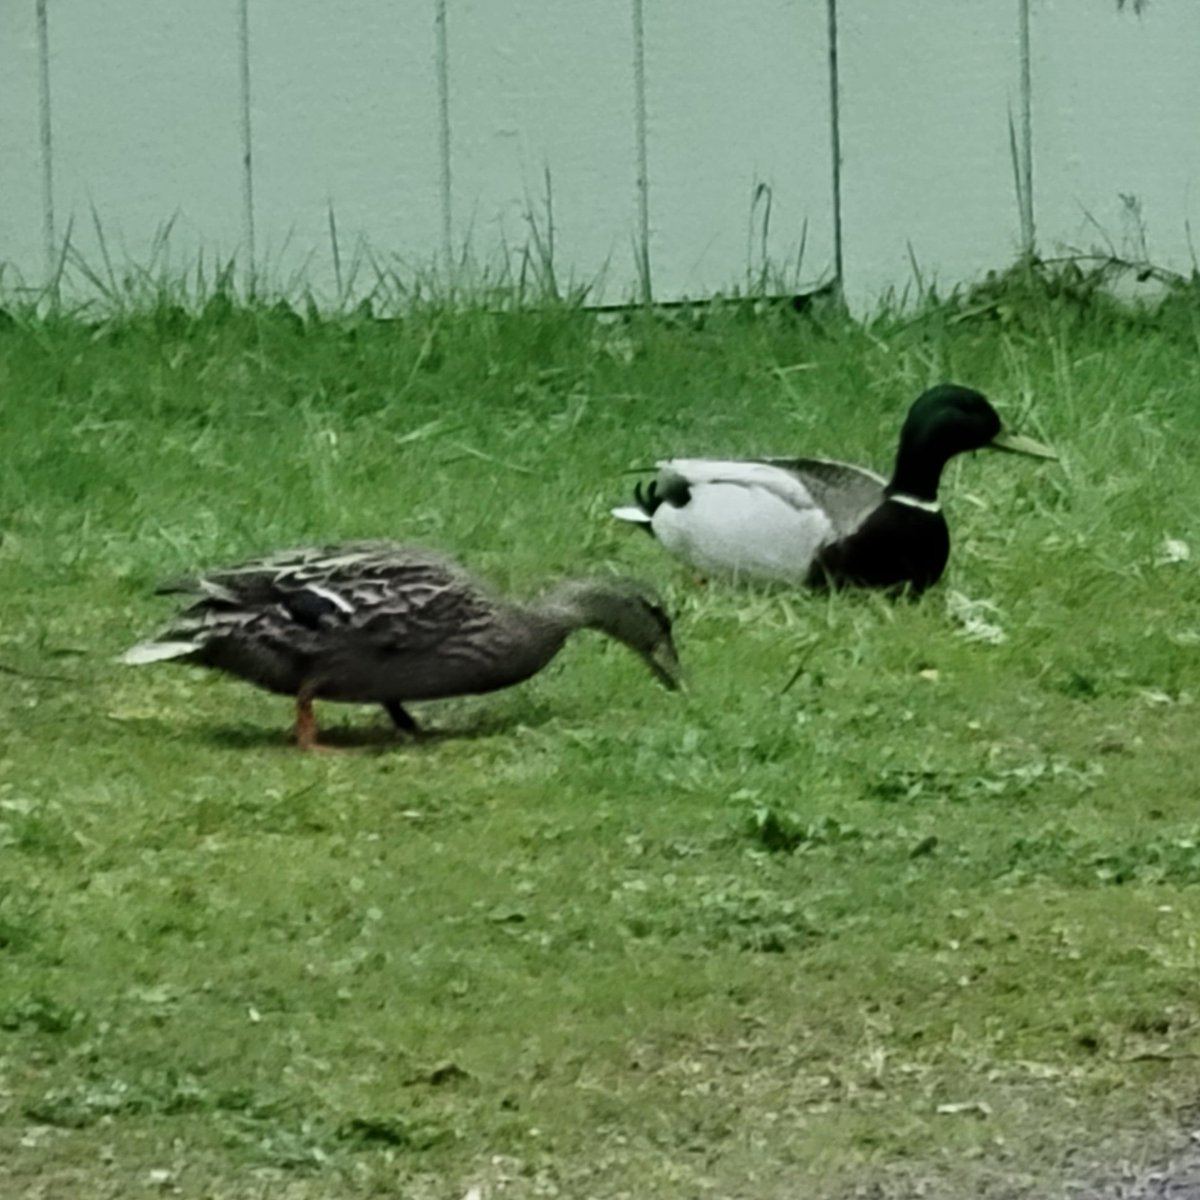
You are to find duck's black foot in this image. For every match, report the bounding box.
[383,701,422,736]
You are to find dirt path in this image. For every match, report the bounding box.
[1069,1140,1200,1200]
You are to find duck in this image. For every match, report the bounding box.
[611,383,1055,594]
[122,541,681,751]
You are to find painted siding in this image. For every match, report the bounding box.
[1033,0,1200,272]
[641,0,833,300]
[47,0,245,290]
[0,3,47,289]
[246,0,445,303]
[0,1,1196,307]
[448,0,639,303]
[838,2,1023,311]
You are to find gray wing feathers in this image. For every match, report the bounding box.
[126,542,494,662]
[756,457,886,536]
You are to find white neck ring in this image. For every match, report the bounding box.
[889,493,941,514]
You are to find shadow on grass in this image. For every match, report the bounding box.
[172,706,559,753]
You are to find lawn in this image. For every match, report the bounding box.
[1,280,1199,1198]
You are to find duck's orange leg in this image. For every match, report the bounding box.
[294,688,338,754]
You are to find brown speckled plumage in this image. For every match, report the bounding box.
[123,541,680,750]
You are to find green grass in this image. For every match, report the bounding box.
[2,281,1200,1198]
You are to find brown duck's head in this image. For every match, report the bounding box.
[553,578,682,690]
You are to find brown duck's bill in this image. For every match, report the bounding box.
[988,430,1058,460]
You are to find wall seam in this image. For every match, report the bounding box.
[1017,0,1035,256]
[435,0,453,269]
[825,0,844,297]
[35,0,56,289]
[631,0,651,304]
[237,0,256,282]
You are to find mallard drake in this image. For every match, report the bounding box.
[611,384,1055,594]
[122,542,681,751]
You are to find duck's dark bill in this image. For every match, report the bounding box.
[647,641,683,690]
[988,430,1057,460]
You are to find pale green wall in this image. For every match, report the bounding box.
[1,1,1195,307]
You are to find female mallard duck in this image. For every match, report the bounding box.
[122,542,681,751]
[611,383,1055,594]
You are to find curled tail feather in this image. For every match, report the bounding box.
[611,480,665,532]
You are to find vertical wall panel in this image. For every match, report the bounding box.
[447,0,638,304]
[839,4,1020,312]
[642,0,833,299]
[248,0,445,303]
[1033,1,1200,274]
[0,4,50,289]
[48,1,244,292]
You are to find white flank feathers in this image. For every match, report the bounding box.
[658,458,821,510]
[120,640,198,666]
[612,458,891,581]
[650,470,833,583]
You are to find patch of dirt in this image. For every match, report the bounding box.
[1067,1138,1200,1200]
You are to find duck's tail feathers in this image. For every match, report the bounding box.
[611,505,652,525]
[120,639,199,666]
[611,480,665,533]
